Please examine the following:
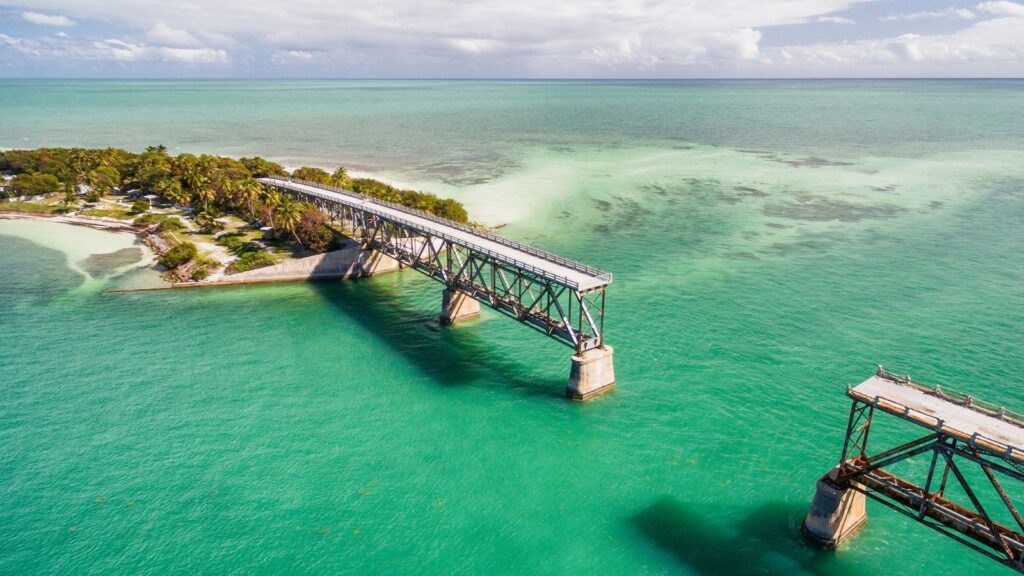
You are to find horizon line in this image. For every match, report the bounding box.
[1,76,1023,82]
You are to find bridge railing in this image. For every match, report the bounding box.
[358,208,587,290]
[874,366,1024,427]
[262,176,613,287]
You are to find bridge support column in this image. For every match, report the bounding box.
[802,465,866,549]
[354,248,401,277]
[440,288,481,325]
[567,346,615,401]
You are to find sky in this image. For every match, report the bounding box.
[1,1,1023,78]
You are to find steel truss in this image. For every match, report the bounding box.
[271,183,608,353]
[835,376,1024,573]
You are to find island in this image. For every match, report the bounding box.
[0,146,470,285]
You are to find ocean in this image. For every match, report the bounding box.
[1,79,1022,574]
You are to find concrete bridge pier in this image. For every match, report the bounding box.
[567,346,615,400]
[440,287,481,325]
[802,465,867,549]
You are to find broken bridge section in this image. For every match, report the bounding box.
[804,366,1024,573]
[259,177,616,399]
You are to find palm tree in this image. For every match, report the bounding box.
[157,180,192,207]
[330,167,349,188]
[60,182,77,209]
[238,178,261,220]
[216,178,237,210]
[183,167,209,195]
[69,149,90,186]
[261,189,282,228]
[275,197,303,245]
[195,209,224,233]
[193,183,215,210]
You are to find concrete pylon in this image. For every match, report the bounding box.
[567,346,615,400]
[802,465,867,549]
[440,287,481,325]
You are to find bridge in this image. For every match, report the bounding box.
[258,177,616,400]
[804,367,1024,573]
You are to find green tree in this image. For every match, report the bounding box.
[260,188,283,228]
[130,198,150,215]
[68,148,90,185]
[237,178,261,220]
[291,166,331,185]
[216,178,237,210]
[194,210,224,233]
[88,166,121,196]
[132,148,173,192]
[434,198,469,223]
[61,185,78,209]
[183,166,209,195]
[194,186,215,209]
[329,167,350,187]
[159,242,198,269]
[240,156,286,178]
[155,179,191,207]
[12,172,61,196]
[295,206,334,253]
[275,197,303,244]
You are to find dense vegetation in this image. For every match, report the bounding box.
[0,146,470,239]
[158,242,198,269]
[285,165,469,223]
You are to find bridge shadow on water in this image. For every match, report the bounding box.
[631,497,856,576]
[305,272,567,401]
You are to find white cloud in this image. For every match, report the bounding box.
[2,0,872,73]
[146,23,201,48]
[271,50,316,63]
[90,39,229,63]
[21,11,75,26]
[196,31,238,48]
[2,0,1024,76]
[879,8,975,21]
[704,28,761,60]
[448,38,501,54]
[157,47,229,63]
[976,1,1024,16]
[816,16,854,24]
[0,34,230,65]
[768,15,1024,75]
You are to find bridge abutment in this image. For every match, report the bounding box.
[440,288,481,325]
[567,346,615,400]
[802,465,867,549]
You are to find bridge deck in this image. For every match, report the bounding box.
[259,178,611,291]
[850,375,1024,460]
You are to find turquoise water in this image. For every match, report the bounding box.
[1,80,1023,574]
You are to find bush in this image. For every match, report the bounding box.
[135,213,183,231]
[130,198,150,214]
[159,242,197,269]
[216,233,246,251]
[0,201,60,214]
[79,208,132,220]
[349,177,469,223]
[195,210,224,233]
[191,267,210,281]
[11,172,61,196]
[295,207,334,253]
[291,166,331,185]
[229,251,275,273]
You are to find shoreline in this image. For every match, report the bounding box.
[0,211,147,234]
[0,211,397,292]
